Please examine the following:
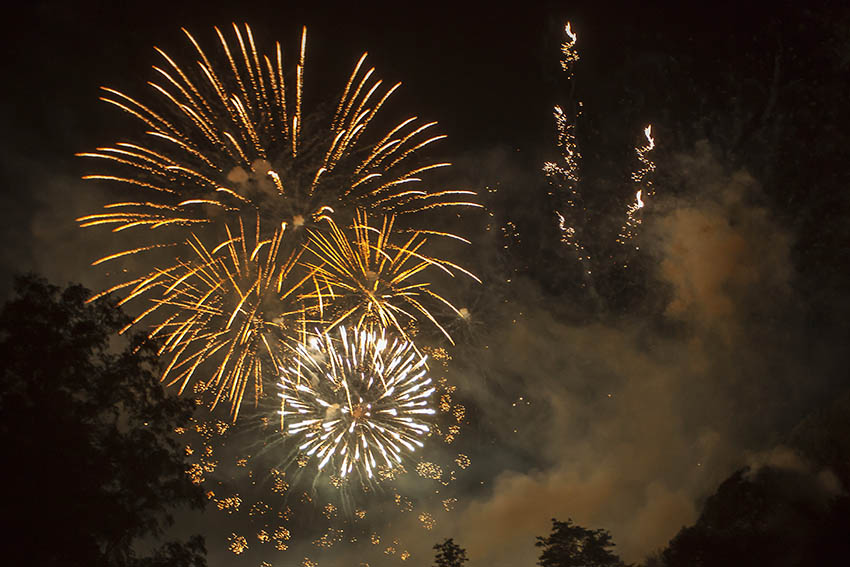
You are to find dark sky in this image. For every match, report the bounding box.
[2,1,849,566]
[0,1,786,280]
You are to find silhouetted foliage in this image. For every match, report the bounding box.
[662,466,850,567]
[433,538,469,567]
[640,549,665,567]
[0,274,206,567]
[536,518,626,567]
[789,390,850,490]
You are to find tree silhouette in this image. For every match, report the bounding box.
[0,274,206,567]
[433,538,469,567]
[662,465,850,567]
[536,518,625,567]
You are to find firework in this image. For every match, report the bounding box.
[176,343,470,558]
[78,24,476,237]
[79,24,480,416]
[77,23,478,552]
[278,325,435,481]
[302,210,478,344]
[543,22,656,267]
[88,219,313,417]
[616,125,656,246]
[543,23,586,262]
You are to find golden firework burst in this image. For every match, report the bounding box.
[302,211,478,344]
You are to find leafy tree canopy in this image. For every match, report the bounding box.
[536,518,626,567]
[662,466,850,567]
[0,274,206,567]
[434,538,469,567]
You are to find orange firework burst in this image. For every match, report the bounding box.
[78,23,479,418]
[302,210,478,344]
[90,219,313,418]
[77,23,478,238]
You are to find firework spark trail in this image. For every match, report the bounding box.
[78,23,477,240]
[543,23,587,262]
[617,125,656,246]
[559,22,580,72]
[301,210,478,344]
[78,24,480,418]
[278,325,435,481]
[543,22,657,269]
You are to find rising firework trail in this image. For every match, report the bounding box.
[617,125,656,246]
[543,22,656,273]
[543,22,585,261]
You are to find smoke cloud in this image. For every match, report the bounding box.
[381,141,807,566]
[2,129,832,567]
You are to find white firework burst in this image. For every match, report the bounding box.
[278,325,435,480]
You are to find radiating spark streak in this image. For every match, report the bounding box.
[279,324,432,480]
[79,175,177,194]
[79,23,480,424]
[302,211,474,343]
[90,243,178,265]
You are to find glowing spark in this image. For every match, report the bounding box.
[109,220,312,419]
[278,325,434,481]
[618,124,656,245]
[302,211,476,344]
[79,24,479,420]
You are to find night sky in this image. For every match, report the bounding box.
[3,1,850,566]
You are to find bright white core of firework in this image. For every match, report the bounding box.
[278,326,435,479]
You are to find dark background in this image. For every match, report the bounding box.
[2,1,849,565]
